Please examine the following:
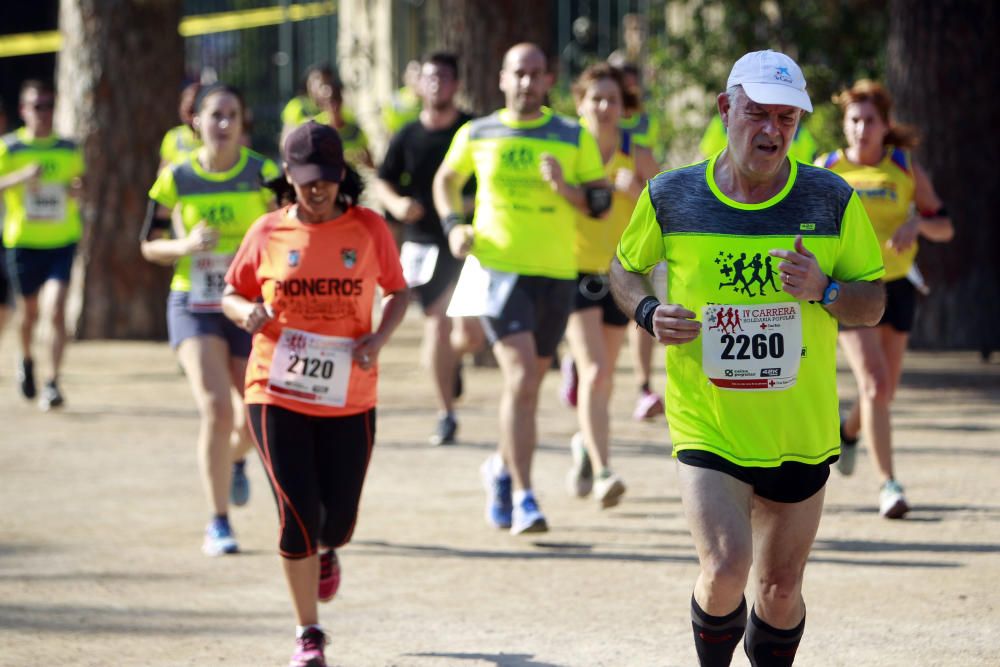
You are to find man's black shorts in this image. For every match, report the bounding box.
[481,275,574,358]
[677,449,831,503]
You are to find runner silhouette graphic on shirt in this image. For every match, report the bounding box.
[719,252,753,296]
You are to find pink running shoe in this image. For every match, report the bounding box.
[289,626,326,667]
[633,390,664,421]
[559,355,578,408]
[318,550,341,603]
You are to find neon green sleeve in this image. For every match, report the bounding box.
[699,116,727,159]
[616,187,664,274]
[576,128,607,183]
[260,158,281,205]
[70,146,85,178]
[0,141,11,176]
[834,192,886,282]
[148,165,178,209]
[442,122,474,178]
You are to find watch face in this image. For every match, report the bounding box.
[826,285,840,303]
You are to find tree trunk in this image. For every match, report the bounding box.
[57,0,182,339]
[435,0,554,116]
[887,0,1000,353]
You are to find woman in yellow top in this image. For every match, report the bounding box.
[141,84,279,554]
[817,80,953,518]
[563,64,658,508]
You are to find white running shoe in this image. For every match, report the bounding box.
[879,479,910,519]
[565,432,593,497]
[510,494,548,535]
[594,471,626,509]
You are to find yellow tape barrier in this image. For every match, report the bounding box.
[0,1,336,59]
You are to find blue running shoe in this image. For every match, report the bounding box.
[202,516,239,556]
[511,493,548,535]
[479,455,512,529]
[230,460,250,507]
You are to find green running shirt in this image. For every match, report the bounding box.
[617,155,884,467]
[149,147,279,293]
[0,129,85,249]
[443,107,605,279]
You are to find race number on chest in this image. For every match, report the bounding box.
[701,302,803,391]
[188,253,232,312]
[25,184,67,221]
[267,328,354,407]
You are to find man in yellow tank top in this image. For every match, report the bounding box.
[0,80,84,410]
[611,51,886,666]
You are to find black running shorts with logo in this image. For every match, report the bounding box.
[573,272,629,327]
[677,449,831,503]
[481,275,574,358]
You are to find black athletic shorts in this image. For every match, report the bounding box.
[877,277,917,333]
[573,273,629,327]
[0,239,9,306]
[481,275,574,358]
[677,449,831,503]
[414,246,461,311]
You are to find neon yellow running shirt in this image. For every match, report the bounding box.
[575,130,639,274]
[617,155,884,467]
[819,148,917,281]
[159,124,201,166]
[149,147,279,293]
[0,128,85,249]
[443,107,605,279]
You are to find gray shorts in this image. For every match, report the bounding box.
[167,291,251,357]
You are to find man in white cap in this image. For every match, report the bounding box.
[610,50,886,666]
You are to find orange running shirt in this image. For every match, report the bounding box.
[226,205,406,417]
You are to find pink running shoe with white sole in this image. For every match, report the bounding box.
[289,626,326,667]
[318,550,341,603]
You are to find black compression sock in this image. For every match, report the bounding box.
[640,382,651,394]
[744,606,805,666]
[691,595,747,667]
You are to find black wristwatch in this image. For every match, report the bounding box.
[820,277,841,305]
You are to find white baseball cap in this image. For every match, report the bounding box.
[726,50,813,113]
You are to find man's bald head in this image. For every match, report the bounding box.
[503,43,547,72]
[499,43,552,117]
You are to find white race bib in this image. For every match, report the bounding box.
[399,241,439,287]
[266,329,354,407]
[188,253,232,313]
[25,184,67,221]
[445,255,516,318]
[701,302,803,391]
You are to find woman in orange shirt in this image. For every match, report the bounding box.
[222,122,408,667]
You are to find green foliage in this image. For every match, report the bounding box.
[642,0,888,163]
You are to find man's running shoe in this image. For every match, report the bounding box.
[594,471,627,509]
[565,432,593,497]
[479,454,512,529]
[836,421,859,476]
[17,358,36,400]
[879,479,910,519]
[202,516,239,556]
[510,493,548,535]
[429,413,458,446]
[230,460,250,506]
[39,380,64,411]
[632,389,664,421]
[289,626,327,667]
[558,355,578,408]
[318,550,341,603]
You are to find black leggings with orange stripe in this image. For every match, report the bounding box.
[247,404,375,560]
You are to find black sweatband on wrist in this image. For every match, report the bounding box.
[634,296,660,336]
[441,212,464,236]
[585,186,613,217]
